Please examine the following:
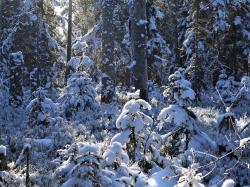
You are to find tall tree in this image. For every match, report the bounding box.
[65,0,73,83]
[183,0,207,92]
[101,0,115,103]
[130,0,148,100]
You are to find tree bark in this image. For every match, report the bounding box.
[130,0,148,100]
[101,0,115,103]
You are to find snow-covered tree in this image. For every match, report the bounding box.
[103,142,129,167]
[163,69,195,107]
[26,87,57,126]
[111,98,153,162]
[146,1,172,84]
[58,72,99,122]
[55,143,120,186]
[9,52,24,106]
[158,70,216,156]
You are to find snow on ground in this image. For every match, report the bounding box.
[148,167,177,187]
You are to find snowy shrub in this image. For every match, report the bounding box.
[54,143,123,187]
[158,104,196,130]
[111,98,153,161]
[163,70,195,107]
[72,41,88,56]
[158,71,197,156]
[220,76,250,115]
[175,165,204,187]
[103,142,129,166]
[26,87,57,126]
[216,74,241,104]
[158,71,216,156]
[67,41,93,76]
[0,171,24,187]
[58,72,100,122]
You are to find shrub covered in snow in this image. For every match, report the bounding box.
[26,87,57,126]
[158,104,196,130]
[111,99,153,161]
[58,72,100,122]
[229,76,250,113]
[158,70,197,156]
[175,166,205,187]
[67,41,94,77]
[54,142,148,187]
[216,74,241,104]
[163,70,195,107]
[103,142,129,166]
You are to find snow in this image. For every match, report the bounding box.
[103,142,129,165]
[116,99,152,133]
[0,145,7,156]
[111,130,130,144]
[239,137,250,147]
[128,60,137,69]
[241,76,250,87]
[127,90,140,99]
[158,105,191,127]
[149,17,157,30]
[10,52,24,66]
[234,16,241,25]
[68,57,81,69]
[221,179,235,187]
[37,113,46,121]
[188,132,217,151]
[175,168,205,187]
[82,55,93,69]
[155,10,164,19]
[79,144,99,155]
[148,167,176,187]
[137,19,148,26]
[33,139,53,147]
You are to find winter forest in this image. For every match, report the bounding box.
[0,0,250,186]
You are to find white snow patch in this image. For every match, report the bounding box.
[148,167,176,187]
[221,179,235,187]
[0,145,6,156]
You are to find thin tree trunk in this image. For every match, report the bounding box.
[130,0,148,100]
[0,153,8,171]
[65,0,73,84]
[26,148,30,187]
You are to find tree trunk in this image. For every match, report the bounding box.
[65,0,73,84]
[130,0,148,100]
[191,0,204,92]
[101,0,115,103]
[0,153,8,171]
